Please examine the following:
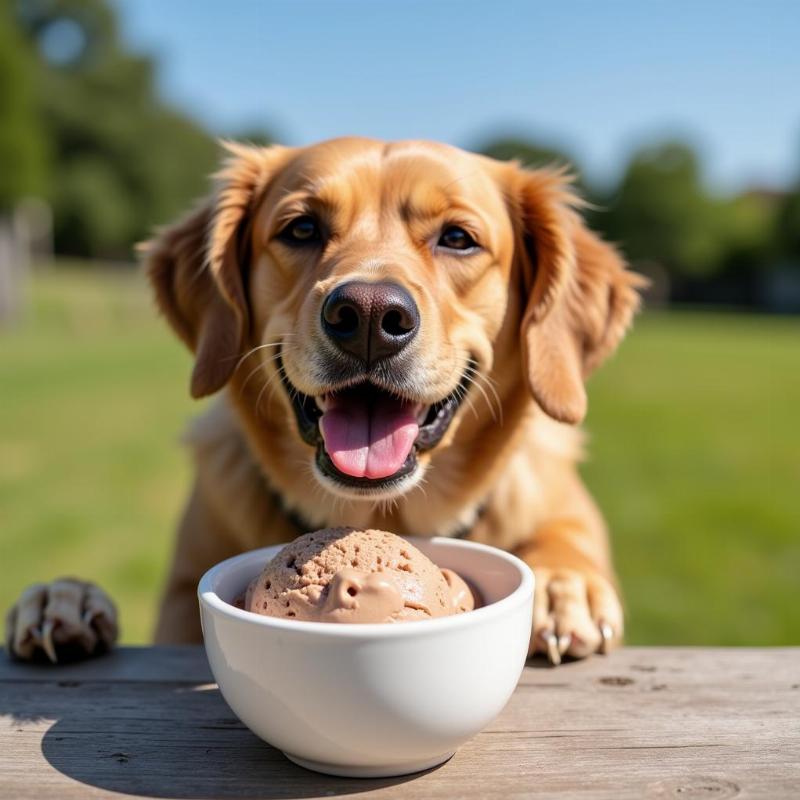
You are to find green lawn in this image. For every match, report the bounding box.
[583,311,800,645]
[1,265,798,645]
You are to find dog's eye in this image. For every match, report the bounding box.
[279,215,322,245]
[438,226,478,252]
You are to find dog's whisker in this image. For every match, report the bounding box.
[461,389,481,422]
[473,370,504,425]
[266,378,283,407]
[239,361,268,396]
[377,495,396,517]
[448,347,501,424]
[265,362,293,407]
[463,373,500,424]
[380,495,394,516]
[245,353,290,403]
[256,367,287,418]
[232,337,291,373]
[450,376,481,422]
[410,475,429,503]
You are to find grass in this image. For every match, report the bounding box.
[583,311,800,645]
[1,264,797,645]
[1,265,197,645]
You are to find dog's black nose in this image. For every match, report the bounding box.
[321,281,419,364]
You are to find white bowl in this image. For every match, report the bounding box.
[198,536,534,778]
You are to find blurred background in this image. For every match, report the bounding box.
[1,0,798,645]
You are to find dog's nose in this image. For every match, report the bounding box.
[321,281,419,364]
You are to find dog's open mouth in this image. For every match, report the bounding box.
[281,358,475,489]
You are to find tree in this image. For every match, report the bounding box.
[775,187,800,264]
[0,3,47,210]
[601,142,728,279]
[10,0,221,258]
[717,191,779,277]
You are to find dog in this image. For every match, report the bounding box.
[5,137,644,665]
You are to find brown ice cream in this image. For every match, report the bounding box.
[441,568,475,614]
[245,528,475,623]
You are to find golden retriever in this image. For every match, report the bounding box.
[6,137,643,665]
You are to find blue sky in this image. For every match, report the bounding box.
[113,0,800,193]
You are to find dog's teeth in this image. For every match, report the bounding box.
[416,405,429,424]
[315,395,329,412]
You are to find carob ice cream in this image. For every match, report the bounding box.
[245,528,476,623]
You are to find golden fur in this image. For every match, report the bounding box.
[142,137,644,661]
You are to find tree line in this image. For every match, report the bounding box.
[2,0,798,308]
[482,140,800,308]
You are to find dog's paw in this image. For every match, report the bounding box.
[529,567,623,665]
[4,579,118,663]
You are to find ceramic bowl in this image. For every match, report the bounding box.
[198,536,533,777]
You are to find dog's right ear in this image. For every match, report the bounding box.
[139,143,288,398]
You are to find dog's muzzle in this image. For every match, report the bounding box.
[279,355,476,492]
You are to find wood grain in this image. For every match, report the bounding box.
[1,646,798,799]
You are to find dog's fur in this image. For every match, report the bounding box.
[143,137,643,660]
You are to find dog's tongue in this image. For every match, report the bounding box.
[319,392,419,480]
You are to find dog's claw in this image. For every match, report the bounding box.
[544,632,561,665]
[40,619,59,664]
[599,621,614,654]
[528,565,623,664]
[4,579,118,663]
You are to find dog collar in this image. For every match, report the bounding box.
[268,485,484,542]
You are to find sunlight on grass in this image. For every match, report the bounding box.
[583,312,800,644]
[1,265,797,644]
[1,265,198,643]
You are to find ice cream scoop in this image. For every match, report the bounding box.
[245,528,475,623]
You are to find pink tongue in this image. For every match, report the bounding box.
[319,394,419,480]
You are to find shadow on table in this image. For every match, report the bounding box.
[21,677,443,799]
[4,650,568,797]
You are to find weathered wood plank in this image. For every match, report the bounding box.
[0,645,213,684]
[1,646,798,799]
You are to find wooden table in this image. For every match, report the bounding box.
[1,646,797,799]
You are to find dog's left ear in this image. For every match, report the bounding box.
[514,168,646,425]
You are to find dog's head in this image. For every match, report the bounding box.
[143,138,643,502]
